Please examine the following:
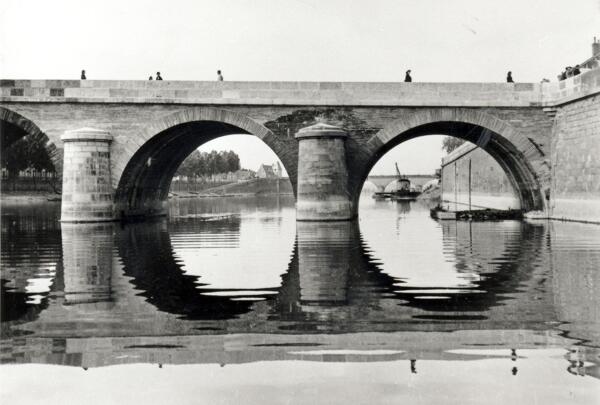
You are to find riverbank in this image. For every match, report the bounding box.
[416,185,441,203]
[171,178,293,198]
[169,190,293,199]
[0,191,61,203]
[1,178,293,204]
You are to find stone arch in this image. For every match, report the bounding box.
[352,109,547,212]
[382,179,399,192]
[0,106,62,174]
[113,107,296,219]
[361,180,381,193]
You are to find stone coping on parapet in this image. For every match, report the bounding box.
[1,69,598,107]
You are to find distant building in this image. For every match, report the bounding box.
[257,162,282,179]
[257,164,276,178]
[273,162,283,177]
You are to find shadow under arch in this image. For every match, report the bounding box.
[355,110,547,212]
[113,107,296,219]
[0,106,62,175]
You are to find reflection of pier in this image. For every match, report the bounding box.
[61,224,113,306]
[296,222,353,305]
[2,218,598,375]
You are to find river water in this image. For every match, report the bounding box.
[1,196,599,404]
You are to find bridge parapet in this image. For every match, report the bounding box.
[542,67,600,106]
[3,68,600,107]
[0,79,546,107]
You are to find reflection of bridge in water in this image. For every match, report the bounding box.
[1,215,598,375]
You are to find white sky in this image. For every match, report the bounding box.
[1,0,599,174]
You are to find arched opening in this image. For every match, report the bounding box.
[114,110,296,220]
[356,117,545,213]
[0,107,61,193]
[168,134,290,197]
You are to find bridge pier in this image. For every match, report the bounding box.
[60,128,115,222]
[295,123,355,221]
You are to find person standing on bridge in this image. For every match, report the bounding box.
[404,70,412,82]
[506,71,514,83]
[80,70,86,80]
[148,75,153,80]
[217,70,224,81]
[156,72,163,80]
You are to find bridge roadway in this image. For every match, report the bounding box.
[1,70,599,221]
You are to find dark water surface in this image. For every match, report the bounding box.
[1,196,599,404]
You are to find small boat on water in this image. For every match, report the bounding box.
[372,163,421,201]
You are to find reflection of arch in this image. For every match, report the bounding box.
[112,214,549,331]
[354,109,547,211]
[398,220,550,315]
[113,107,296,219]
[272,219,551,331]
[0,106,62,174]
[0,203,61,324]
[116,219,265,320]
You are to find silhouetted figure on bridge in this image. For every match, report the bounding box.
[507,71,514,83]
[410,359,417,374]
[156,72,163,80]
[81,70,86,80]
[512,366,518,376]
[217,70,224,81]
[404,70,412,82]
[560,69,567,81]
[573,65,581,76]
[148,76,153,80]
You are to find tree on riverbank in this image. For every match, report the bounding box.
[442,137,466,153]
[176,150,241,178]
[1,135,57,191]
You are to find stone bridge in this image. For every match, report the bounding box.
[1,74,597,222]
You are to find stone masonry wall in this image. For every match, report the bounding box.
[0,100,554,219]
[550,93,600,223]
[0,103,553,185]
[441,143,521,211]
